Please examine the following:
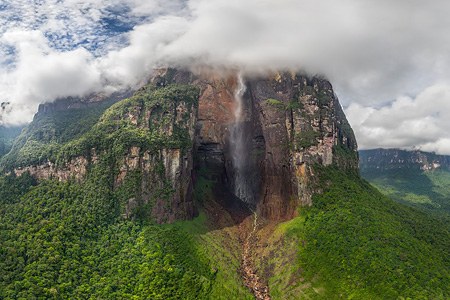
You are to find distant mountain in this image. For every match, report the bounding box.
[360,148,450,171]
[360,148,450,216]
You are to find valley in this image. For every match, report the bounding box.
[360,148,450,217]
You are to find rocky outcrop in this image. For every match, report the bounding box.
[248,72,358,219]
[154,68,358,221]
[14,156,89,182]
[12,82,199,224]
[117,146,195,224]
[35,90,132,118]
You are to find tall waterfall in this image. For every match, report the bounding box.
[230,73,253,203]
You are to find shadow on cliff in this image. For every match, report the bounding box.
[192,174,253,232]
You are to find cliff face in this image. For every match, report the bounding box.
[10,83,199,223]
[247,72,358,219]
[359,148,450,215]
[360,149,450,172]
[111,86,198,223]
[7,68,358,223]
[154,69,358,220]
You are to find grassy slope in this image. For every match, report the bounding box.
[175,213,253,299]
[263,167,450,299]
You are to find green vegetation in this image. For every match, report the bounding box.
[317,92,330,108]
[0,99,116,170]
[0,126,23,158]
[271,166,450,299]
[0,165,252,299]
[265,98,304,111]
[362,167,450,217]
[333,144,358,161]
[0,84,199,171]
[265,98,285,110]
[0,173,216,299]
[175,214,253,299]
[294,129,320,149]
[0,83,252,299]
[2,82,449,299]
[286,99,304,110]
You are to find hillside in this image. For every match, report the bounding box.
[0,91,130,172]
[360,149,450,216]
[1,70,449,299]
[260,166,450,299]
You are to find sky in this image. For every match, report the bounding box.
[1,0,450,153]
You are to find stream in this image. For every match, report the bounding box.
[240,211,271,300]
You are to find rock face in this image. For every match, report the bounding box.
[14,156,89,182]
[113,94,198,224]
[12,82,199,224]
[247,72,358,219]
[360,149,450,172]
[155,69,358,220]
[8,68,358,223]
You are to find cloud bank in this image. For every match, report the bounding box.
[346,83,450,154]
[1,0,450,153]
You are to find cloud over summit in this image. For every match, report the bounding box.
[1,0,450,153]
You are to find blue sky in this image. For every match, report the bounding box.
[1,0,450,154]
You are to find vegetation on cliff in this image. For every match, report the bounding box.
[0,99,115,170]
[0,161,253,299]
[0,84,198,171]
[0,82,251,299]
[1,73,448,299]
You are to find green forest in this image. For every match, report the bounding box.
[0,126,23,158]
[275,167,450,299]
[362,167,450,217]
[2,165,449,299]
[0,172,215,299]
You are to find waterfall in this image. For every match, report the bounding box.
[230,73,253,203]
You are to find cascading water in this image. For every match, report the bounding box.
[232,73,271,299]
[230,73,254,204]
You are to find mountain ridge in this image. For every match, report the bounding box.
[360,148,450,171]
[360,148,450,216]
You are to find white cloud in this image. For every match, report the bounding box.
[345,84,450,154]
[0,30,102,125]
[1,0,450,154]
[97,16,189,88]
